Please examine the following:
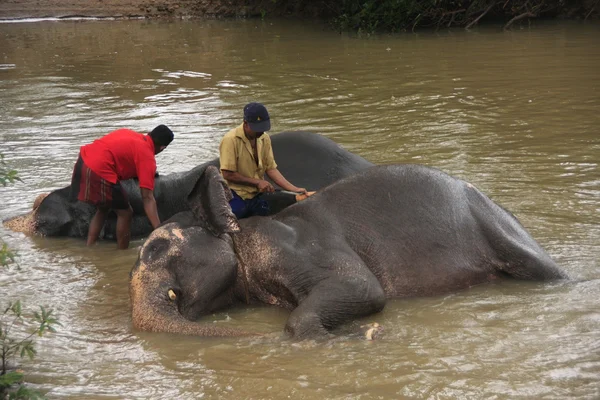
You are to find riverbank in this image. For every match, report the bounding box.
[0,0,597,31]
[0,0,218,19]
[0,0,321,20]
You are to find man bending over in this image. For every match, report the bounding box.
[70,125,174,249]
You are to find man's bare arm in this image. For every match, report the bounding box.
[222,169,274,193]
[265,169,306,194]
[140,187,161,229]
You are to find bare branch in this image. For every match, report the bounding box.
[412,13,422,33]
[443,9,466,16]
[586,0,599,21]
[444,8,466,27]
[465,2,497,30]
[504,11,536,30]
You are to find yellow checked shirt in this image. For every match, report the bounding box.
[219,124,277,200]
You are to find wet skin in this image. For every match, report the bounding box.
[130,164,567,339]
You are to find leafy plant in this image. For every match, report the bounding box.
[1,155,20,271]
[0,302,59,399]
[1,154,57,399]
[0,155,21,187]
[0,243,18,271]
[1,302,60,375]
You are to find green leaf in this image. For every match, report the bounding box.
[34,307,60,337]
[1,242,19,269]
[11,300,22,317]
[0,154,21,187]
[20,341,36,360]
[9,384,46,400]
[0,371,24,388]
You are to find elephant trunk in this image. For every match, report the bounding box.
[3,193,48,234]
[131,300,251,337]
[3,210,36,234]
[130,264,255,337]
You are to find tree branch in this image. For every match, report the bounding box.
[443,9,466,27]
[504,11,536,30]
[465,2,497,30]
[586,0,599,21]
[412,13,422,33]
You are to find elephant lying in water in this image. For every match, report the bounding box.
[3,131,373,240]
[130,164,568,338]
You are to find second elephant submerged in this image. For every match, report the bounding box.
[130,164,568,339]
[3,131,372,239]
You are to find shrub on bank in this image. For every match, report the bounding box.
[328,0,598,33]
[256,0,597,33]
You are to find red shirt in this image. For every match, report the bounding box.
[80,129,157,190]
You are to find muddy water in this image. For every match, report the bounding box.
[0,18,598,399]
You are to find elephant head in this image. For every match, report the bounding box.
[129,166,251,337]
[2,163,218,240]
[3,187,92,237]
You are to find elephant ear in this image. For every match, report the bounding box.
[187,165,240,235]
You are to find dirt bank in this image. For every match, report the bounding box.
[0,0,317,20]
[0,0,596,29]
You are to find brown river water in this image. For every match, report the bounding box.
[0,18,599,399]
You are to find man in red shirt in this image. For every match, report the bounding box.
[70,125,174,249]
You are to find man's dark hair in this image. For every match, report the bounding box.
[149,125,174,148]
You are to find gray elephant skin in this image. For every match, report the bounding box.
[130,164,568,339]
[3,131,373,239]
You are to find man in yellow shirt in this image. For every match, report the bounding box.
[219,102,307,219]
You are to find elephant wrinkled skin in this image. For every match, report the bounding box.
[130,164,568,339]
[3,131,373,239]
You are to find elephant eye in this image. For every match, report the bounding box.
[143,238,169,261]
[168,289,177,301]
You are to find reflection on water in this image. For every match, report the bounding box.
[0,19,599,399]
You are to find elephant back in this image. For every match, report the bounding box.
[267,131,374,191]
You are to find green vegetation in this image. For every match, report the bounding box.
[0,155,21,187]
[1,156,59,400]
[1,303,59,399]
[259,0,597,34]
[329,0,598,33]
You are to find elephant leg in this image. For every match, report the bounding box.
[284,274,386,339]
[468,187,568,280]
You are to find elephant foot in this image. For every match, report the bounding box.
[360,322,383,340]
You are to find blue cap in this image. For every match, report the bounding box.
[243,102,271,132]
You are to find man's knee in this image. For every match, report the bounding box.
[229,191,248,219]
[253,199,270,216]
[115,206,133,219]
[248,196,270,217]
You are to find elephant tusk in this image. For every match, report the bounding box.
[168,289,177,301]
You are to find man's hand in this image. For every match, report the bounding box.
[257,180,275,193]
[140,187,161,229]
[292,187,308,194]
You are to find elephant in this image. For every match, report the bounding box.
[129,164,568,339]
[3,131,373,240]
